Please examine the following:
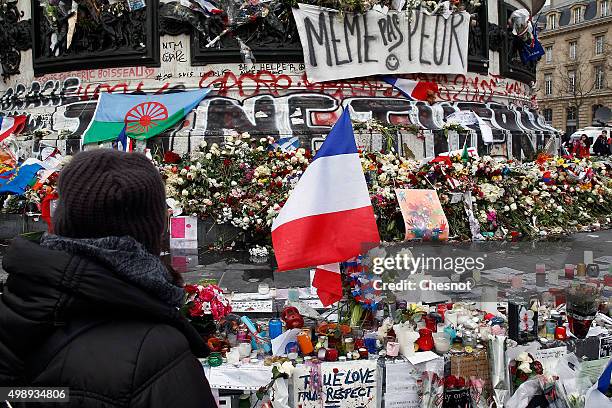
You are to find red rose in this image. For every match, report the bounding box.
[456,377,466,388]
[189,302,203,317]
[533,361,543,375]
[445,375,457,389]
[185,284,198,294]
[163,151,181,164]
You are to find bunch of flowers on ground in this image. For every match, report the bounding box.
[158,133,311,243]
[158,142,612,244]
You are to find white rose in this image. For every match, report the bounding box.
[518,362,532,373]
[278,361,295,377]
[182,189,189,197]
[510,203,517,211]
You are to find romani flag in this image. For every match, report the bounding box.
[83,89,210,145]
[271,109,380,272]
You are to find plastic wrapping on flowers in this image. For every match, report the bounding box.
[157,141,612,244]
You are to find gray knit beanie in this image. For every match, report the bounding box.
[53,149,167,255]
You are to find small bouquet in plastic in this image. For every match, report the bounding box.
[183,283,232,335]
[419,371,444,408]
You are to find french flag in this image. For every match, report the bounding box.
[0,115,27,142]
[382,76,438,101]
[271,109,380,272]
[312,263,342,306]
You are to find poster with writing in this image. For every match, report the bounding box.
[396,189,449,241]
[293,361,379,407]
[169,216,198,249]
[321,360,378,408]
[292,4,470,82]
[293,365,322,408]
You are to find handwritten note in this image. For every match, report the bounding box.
[293,361,379,408]
[292,5,470,82]
[385,362,420,408]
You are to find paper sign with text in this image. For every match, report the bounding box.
[293,360,379,408]
[292,4,470,82]
[169,216,198,249]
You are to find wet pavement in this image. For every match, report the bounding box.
[1,230,612,294]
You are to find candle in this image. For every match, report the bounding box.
[554,326,567,340]
[564,264,575,279]
[297,332,314,355]
[358,348,369,359]
[325,348,338,361]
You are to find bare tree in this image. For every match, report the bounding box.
[557,44,612,128]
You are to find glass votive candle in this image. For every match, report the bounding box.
[432,333,451,354]
[554,326,567,340]
[258,282,270,295]
[344,337,355,353]
[317,348,327,360]
[325,348,339,361]
[386,341,400,357]
[358,348,369,359]
[565,264,575,279]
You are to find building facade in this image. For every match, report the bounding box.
[1,0,556,161]
[537,0,612,134]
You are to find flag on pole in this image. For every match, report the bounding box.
[0,115,27,142]
[381,77,438,101]
[271,109,380,271]
[83,89,210,145]
[312,263,342,306]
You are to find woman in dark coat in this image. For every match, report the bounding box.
[0,149,216,407]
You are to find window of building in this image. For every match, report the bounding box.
[569,41,577,59]
[543,108,553,123]
[595,65,605,89]
[573,7,584,23]
[595,35,605,55]
[593,104,604,121]
[545,74,553,95]
[601,0,609,16]
[567,106,577,121]
[568,70,576,93]
[545,46,553,63]
[547,14,557,29]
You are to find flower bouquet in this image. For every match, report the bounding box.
[510,352,543,390]
[183,283,232,336]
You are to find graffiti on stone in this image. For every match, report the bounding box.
[0,67,553,160]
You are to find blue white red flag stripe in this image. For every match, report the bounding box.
[312,263,342,306]
[0,115,27,142]
[272,109,380,271]
[381,77,438,101]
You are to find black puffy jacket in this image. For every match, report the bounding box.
[0,236,216,408]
